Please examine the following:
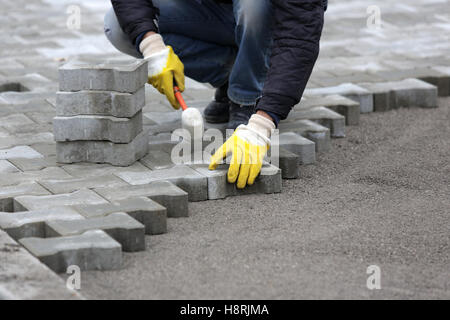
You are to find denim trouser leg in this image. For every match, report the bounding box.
[104,0,273,105]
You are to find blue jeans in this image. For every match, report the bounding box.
[104,0,273,105]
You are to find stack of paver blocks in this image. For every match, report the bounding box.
[53,60,150,166]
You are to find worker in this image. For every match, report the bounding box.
[106,0,326,189]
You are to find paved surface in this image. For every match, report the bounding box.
[0,0,449,299]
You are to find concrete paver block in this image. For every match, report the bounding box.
[13,189,109,212]
[95,181,189,218]
[0,182,51,212]
[56,86,145,117]
[0,167,72,187]
[305,83,374,113]
[0,146,43,160]
[39,175,128,194]
[45,212,145,252]
[286,107,346,138]
[0,207,84,240]
[279,119,331,153]
[53,112,143,143]
[273,132,316,165]
[115,165,208,202]
[72,197,167,235]
[300,94,360,125]
[0,160,19,173]
[140,148,175,170]
[191,164,235,200]
[61,162,150,178]
[59,60,148,93]
[278,148,300,179]
[56,130,149,166]
[236,164,282,195]
[19,230,122,273]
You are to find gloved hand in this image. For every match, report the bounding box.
[209,113,275,189]
[139,33,185,109]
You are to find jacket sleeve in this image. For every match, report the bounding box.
[111,0,159,44]
[256,0,325,120]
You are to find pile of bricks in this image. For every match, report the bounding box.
[53,60,150,166]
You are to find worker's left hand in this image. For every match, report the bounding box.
[140,33,185,109]
[209,113,275,189]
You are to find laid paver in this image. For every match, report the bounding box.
[140,148,175,170]
[191,164,236,200]
[0,230,82,300]
[0,167,72,187]
[305,83,374,113]
[0,182,51,212]
[56,86,145,117]
[46,212,145,252]
[72,197,167,235]
[272,132,316,165]
[279,119,331,153]
[39,174,128,194]
[61,162,150,178]
[95,181,189,218]
[115,165,208,202]
[0,159,19,173]
[287,106,346,138]
[59,60,148,93]
[0,207,84,240]
[13,189,109,212]
[277,147,300,179]
[53,112,143,143]
[19,230,122,273]
[9,156,58,171]
[0,145,43,160]
[56,130,149,166]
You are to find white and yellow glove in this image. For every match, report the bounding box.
[209,114,275,189]
[139,33,185,109]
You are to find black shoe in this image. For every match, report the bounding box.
[227,102,255,130]
[203,83,230,124]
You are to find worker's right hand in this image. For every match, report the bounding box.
[139,33,185,109]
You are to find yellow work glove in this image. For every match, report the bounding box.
[209,114,275,189]
[139,34,185,109]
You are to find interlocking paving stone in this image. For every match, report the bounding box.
[53,112,143,143]
[59,60,148,93]
[140,148,175,170]
[279,119,331,153]
[45,212,145,252]
[0,229,82,300]
[0,132,54,149]
[0,160,19,173]
[13,189,109,212]
[278,148,300,179]
[115,165,208,202]
[9,156,58,171]
[0,207,83,240]
[0,145,43,160]
[56,130,149,166]
[39,174,128,194]
[191,165,236,200]
[305,83,374,113]
[273,132,316,165]
[72,197,167,235]
[19,230,122,273]
[0,167,72,187]
[430,66,450,96]
[0,182,51,212]
[61,161,150,178]
[286,106,346,138]
[95,181,189,218]
[236,164,282,195]
[56,86,145,117]
[360,78,438,111]
[300,94,360,125]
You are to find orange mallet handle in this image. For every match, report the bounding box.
[174,86,188,111]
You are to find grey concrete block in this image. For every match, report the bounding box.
[0,167,72,187]
[0,160,19,173]
[272,132,316,165]
[115,165,208,202]
[45,212,145,252]
[278,148,300,179]
[56,130,149,166]
[53,112,143,143]
[9,156,58,171]
[39,175,128,194]
[59,60,148,93]
[430,66,450,96]
[56,86,145,117]
[300,94,360,125]
[0,182,51,212]
[286,107,346,138]
[95,181,189,218]
[19,230,122,273]
[0,146,43,160]
[279,119,331,153]
[13,189,109,212]
[140,148,175,170]
[191,164,235,200]
[0,207,83,240]
[61,162,150,178]
[72,197,167,235]
[235,164,282,195]
[305,83,374,113]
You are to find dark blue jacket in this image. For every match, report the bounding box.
[111,0,326,120]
